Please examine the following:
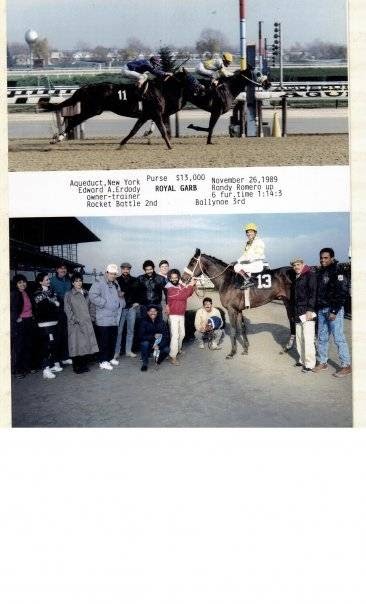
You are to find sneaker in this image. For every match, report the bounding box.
[99,361,113,371]
[43,367,56,379]
[126,352,137,358]
[210,343,222,350]
[50,362,63,373]
[169,357,180,366]
[333,365,352,378]
[141,365,148,372]
[109,358,119,366]
[312,363,328,373]
[301,367,313,373]
[61,359,73,366]
[294,362,303,367]
[198,342,205,349]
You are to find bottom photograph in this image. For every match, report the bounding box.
[9,212,351,428]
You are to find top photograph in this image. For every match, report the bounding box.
[7,0,349,171]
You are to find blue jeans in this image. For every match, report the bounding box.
[140,340,170,367]
[317,307,351,367]
[115,306,137,356]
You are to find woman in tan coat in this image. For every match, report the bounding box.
[64,273,99,373]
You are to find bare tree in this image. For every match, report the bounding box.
[33,38,50,64]
[125,37,150,57]
[195,28,228,55]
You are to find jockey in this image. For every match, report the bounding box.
[121,55,172,88]
[234,223,266,289]
[196,52,233,85]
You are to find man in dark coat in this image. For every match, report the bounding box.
[139,305,170,371]
[313,247,351,377]
[114,262,140,359]
[136,260,167,317]
[291,257,317,373]
[50,262,72,366]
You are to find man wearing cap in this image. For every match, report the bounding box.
[234,223,266,289]
[114,262,140,360]
[89,264,124,371]
[196,52,233,85]
[290,257,317,373]
[313,247,351,377]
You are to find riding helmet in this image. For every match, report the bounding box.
[244,223,258,232]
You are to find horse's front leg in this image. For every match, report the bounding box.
[153,114,173,150]
[283,298,296,351]
[119,116,148,146]
[207,108,221,144]
[239,313,249,355]
[226,307,238,359]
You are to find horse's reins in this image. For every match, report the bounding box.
[183,255,232,282]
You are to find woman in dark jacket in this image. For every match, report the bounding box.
[10,274,36,378]
[64,273,99,374]
[33,272,62,379]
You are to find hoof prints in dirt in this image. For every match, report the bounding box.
[8,134,349,171]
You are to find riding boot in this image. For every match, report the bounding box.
[140,81,149,97]
[237,269,254,289]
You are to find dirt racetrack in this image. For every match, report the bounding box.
[11,299,352,428]
[8,133,348,172]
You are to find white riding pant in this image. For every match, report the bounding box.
[169,315,185,358]
[120,68,148,85]
[234,260,264,275]
[296,320,316,369]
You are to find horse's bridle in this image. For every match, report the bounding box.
[183,255,232,281]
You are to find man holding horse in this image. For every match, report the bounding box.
[165,270,196,365]
[234,223,266,289]
[291,257,317,373]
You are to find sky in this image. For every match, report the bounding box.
[7,0,348,49]
[77,213,350,275]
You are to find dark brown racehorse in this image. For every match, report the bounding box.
[182,249,295,359]
[187,67,270,144]
[37,70,195,149]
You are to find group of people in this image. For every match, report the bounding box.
[291,247,351,377]
[10,222,351,380]
[10,259,224,379]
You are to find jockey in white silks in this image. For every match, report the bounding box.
[196,52,233,84]
[234,223,266,289]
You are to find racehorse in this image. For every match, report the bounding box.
[182,249,295,359]
[37,70,198,149]
[187,66,270,144]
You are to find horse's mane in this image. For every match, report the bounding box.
[201,252,233,268]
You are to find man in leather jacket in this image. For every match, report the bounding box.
[313,248,351,377]
[137,260,166,317]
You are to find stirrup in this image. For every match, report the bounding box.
[240,279,255,290]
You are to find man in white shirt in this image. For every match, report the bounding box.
[194,297,223,350]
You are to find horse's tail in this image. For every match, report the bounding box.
[37,97,75,112]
